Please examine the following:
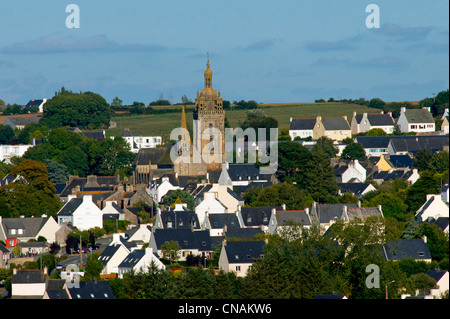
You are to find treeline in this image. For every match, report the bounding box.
[107,217,448,299]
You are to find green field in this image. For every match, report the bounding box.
[106,103,377,139]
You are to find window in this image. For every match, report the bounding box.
[236,266,241,272]
[18,229,23,235]
[10,229,16,235]
[235,255,239,260]
[104,294,109,298]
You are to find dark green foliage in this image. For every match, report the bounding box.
[161,189,195,210]
[0,125,14,144]
[42,91,111,129]
[341,142,366,160]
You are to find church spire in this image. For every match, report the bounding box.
[204,54,212,88]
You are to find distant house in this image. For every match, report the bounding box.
[117,247,165,278]
[337,183,376,198]
[132,146,172,184]
[374,154,414,171]
[426,269,449,298]
[313,116,351,141]
[203,213,243,237]
[97,233,133,275]
[122,128,162,153]
[415,194,449,222]
[0,242,11,268]
[441,111,449,134]
[219,240,265,277]
[310,202,359,231]
[340,160,367,183]
[238,206,280,231]
[369,168,419,185]
[397,107,435,133]
[11,268,49,299]
[195,192,228,225]
[387,136,449,155]
[24,98,47,113]
[58,174,121,203]
[67,280,115,299]
[0,216,60,248]
[341,205,383,222]
[226,163,274,186]
[382,238,432,262]
[101,201,125,221]
[149,228,213,261]
[289,118,316,140]
[0,144,34,164]
[429,217,449,233]
[154,206,200,230]
[57,195,103,231]
[268,208,311,235]
[354,136,391,157]
[3,116,40,130]
[351,111,395,135]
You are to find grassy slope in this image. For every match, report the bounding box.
[107,103,377,138]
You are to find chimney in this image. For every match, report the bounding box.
[290,117,292,122]
[343,115,347,122]
[145,247,153,255]
[223,239,227,246]
[281,203,286,211]
[305,207,309,215]
[401,107,406,113]
[357,200,361,208]
[223,224,228,233]
[83,194,93,203]
[422,235,427,243]
[43,266,48,275]
[388,111,392,117]
[380,110,384,114]
[422,106,431,113]
[264,238,269,244]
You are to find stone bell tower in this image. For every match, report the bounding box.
[192,57,225,171]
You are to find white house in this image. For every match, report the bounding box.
[202,212,243,237]
[218,240,265,277]
[341,160,367,183]
[195,192,227,225]
[268,208,311,236]
[351,111,395,135]
[289,118,316,140]
[11,268,48,299]
[125,223,152,243]
[98,233,131,275]
[122,128,162,153]
[148,176,181,203]
[415,194,449,222]
[0,144,33,163]
[426,269,449,299]
[117,247,165,278]
[396,107,435,133]
[57,195,103,231]
[101,201,125,221]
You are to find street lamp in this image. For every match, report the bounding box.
[386,280,395,299]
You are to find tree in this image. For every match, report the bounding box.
[414,149,433,172]
[161,240,181,264]
[369,98,386,110]
[0,160,61,218]
[254,183,313,210]
[312,136,338,159]
[341,142,366,160]
[276,141,312,185]
[405,171,441,213]
[44,159,69,183]
[365,128,387,136]
[0,125,14,145]
[161,189,195,210]
[83,253,104,280]
[111,96,123,109]
[304,150,339,203]
[42,91,111,129]
[365,193,409,221]
[60,146,89,177]
[181,95,193,105]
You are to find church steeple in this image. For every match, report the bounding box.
[204,55,212,88]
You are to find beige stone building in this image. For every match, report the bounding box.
[313,116,351,141]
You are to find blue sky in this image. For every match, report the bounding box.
[0,0,448,105]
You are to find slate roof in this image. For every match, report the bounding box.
[240,206,280,227]
[426,269,447,282]
[346,207,383,220]
[383,239,431,261]
[388,155,413,168]
[312,203,358,224]
[275,210,311,226]
[403,108,434,124]
[133,147,167,166]
[12,269,47,284]
[289,118,316,130]
[233,181,273,194]
[25,99,44,108]
[97,245,121,266]
[228,164,272,181]
[208,213,240,229]
[224,240,265,264]
[159,210,200,229]
[354,136,392,149]
[389,136,449,154]
[416,196,435,221]
[224,228,263,239]
[430,217,449,232]
[370,169,413,182]
[59,175,120,197]
[67,280,115,299]
[321,117,351,130]
[57,198,83,216]
[153,229,212,251]
[122,128,133,137]
[337,183,373,197]
[355,113,394,126]
[5,117,40,126]
[118,249,146,268]
[2,217,52,239]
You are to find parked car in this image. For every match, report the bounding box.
[89,245,100,251]
[75,247,90,253]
